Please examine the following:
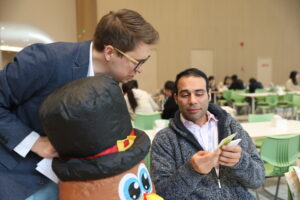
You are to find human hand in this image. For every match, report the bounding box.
[189,150,221,174]
[219,145,242,167]
[31,136,59,158]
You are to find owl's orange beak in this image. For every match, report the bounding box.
[143,192,164,200]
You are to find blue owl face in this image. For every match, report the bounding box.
[118,163,153,200]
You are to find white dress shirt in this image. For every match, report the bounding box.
[181,111,221,180]
[180,111,219,152]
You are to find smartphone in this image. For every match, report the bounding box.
[217,133,237,149]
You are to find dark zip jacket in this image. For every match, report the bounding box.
[151,103,265,200]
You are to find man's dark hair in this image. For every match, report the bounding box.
[174,68,209,94]
[289,71,299,85]
[249,78,257,84]
[93,9,159,53]
[164,81,175,91]
[231,74,238,81]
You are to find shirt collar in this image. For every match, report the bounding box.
[87,42,95,77]
[180,111,218,127]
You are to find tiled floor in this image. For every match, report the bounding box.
[249,177,288,200]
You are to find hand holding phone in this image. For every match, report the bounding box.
[219,136,242,167]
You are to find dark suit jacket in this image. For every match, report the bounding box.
[249,81,263,93]
[229,80,245,90]
[0,41,91,199]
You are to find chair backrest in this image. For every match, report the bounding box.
[265,94,279,107]
[248,113,274,122]
[255,89,268,93]
[293,94,300,108]
[222,90,232,101]
[255,89,268,103]
[283,93,294,105]
[260,134,300,167]
[134,112,161,130]
[230,90,246,102]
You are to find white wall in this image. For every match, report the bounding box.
[0,0,77,42]
[96,0,300,93]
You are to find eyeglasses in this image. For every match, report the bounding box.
[114,47,150,71]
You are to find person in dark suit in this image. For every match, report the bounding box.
[229,74,245,90]
[0,9,159,200]
[161,81,178,119]
[248,78,263,93]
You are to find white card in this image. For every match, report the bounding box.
[36,158,59,183]
[227,138,242,146]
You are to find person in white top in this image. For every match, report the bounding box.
[217,76,232,92]
[285,71,300,91]
[122,80,158,120]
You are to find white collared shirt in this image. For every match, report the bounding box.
[180,111,219,152]
[14,42,95,157]
[87,42,94,77]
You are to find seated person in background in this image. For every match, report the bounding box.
[217,76,232,92]
[152,88,165,111]
[154,80,175,111]
[151,68,264,200]
[208,76,218,103]
[248,78,263,93]
[122,80,158,120]
[229,74,245,90]
[285,71,300,91]
[208,76,217,91]
[161,81,178,119]
[163,81,174,99]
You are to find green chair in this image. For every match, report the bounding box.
[278,93,294,118]
[248,113,274,123]
[218,90,232,106]
[255,89,268,106]
[278,93,293,106]
[133,112,161,130]
[231,90,249,114]
[248,114,274,148]
[284,93,294,107]
[257,94,279,113]
[259,134,300,200]
[292,94,300,120]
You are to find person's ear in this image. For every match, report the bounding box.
[208,89,211,101]
[103,45,114,61]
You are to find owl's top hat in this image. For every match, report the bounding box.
[39,75,150,181]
